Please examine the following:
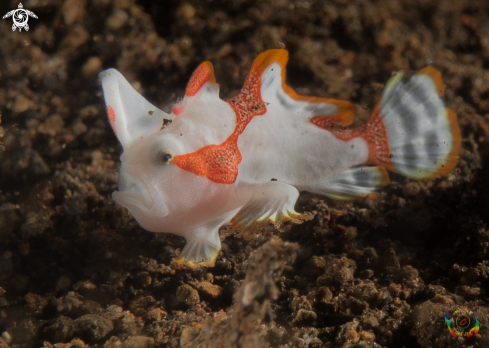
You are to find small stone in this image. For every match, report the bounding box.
[379,248,400,274]
[361,316,379,329]
[104,336,123,348]
[43,315,74,342]
[120,311,144,336]
[0,336,9,347]
[73,314,114,340]
[430,294,454,304]
[129,296,155,314]
[402,182,421,197]
[359,269,374,279]
[0,294,10,313]
[315,286,333,302]
[400,289,411,300]
[69,338,87,347]
[317,256,355,286]
[73,120,87,136]
[107,10,129,30]
[82,57,102,77]
[74,280,97,292]
[267,324,286,346]
[352,282,378,303]
[204,273,214,282]
[84,300,102,315]
[79,105,99,119]
[63,0,86,25]
[38,114,64,137]
[291,309,317,326]
[388,283,402,296]
[344,226,357,241]
[0,299,6,310]
[145,308,167,322]
[309,255,326,269]
[123,336,155,348]
[1,332,11,345]
[345,330,359,343]
[359,330,375,343]
[397,265,419,280]
[290,296,312,312]
[348,297,369,315]
[455,285,481,298]
[62,25,90,51]
[103,305,123,321]
[137,272,152,288]
[364,247,379,260]
[14,95,31,114]
[56,294,83,315]
[425,284,448,296]
[177,4,196,19]
[305,256,326,276]
[196,281,222,299]
[177,4,196,20]
[18,149,51,177]
[114,0,131,10]
[24,293,47,316]
[4,319,38,345]
[176,284,200,306]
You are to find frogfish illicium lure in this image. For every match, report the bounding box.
[100,49,461,266]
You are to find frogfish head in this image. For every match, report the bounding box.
[100,66,236,234]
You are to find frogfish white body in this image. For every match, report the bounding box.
[100,49,461,266]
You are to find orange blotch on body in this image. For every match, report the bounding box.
[107,106,117,134]
[174,53,269,184]
[172,101,184,116]
[311,106,393,170]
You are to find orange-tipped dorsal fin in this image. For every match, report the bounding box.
[173,61,221,116]
[185,61,219,97]
[248,49,356,126]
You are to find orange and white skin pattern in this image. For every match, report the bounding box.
[100,49,461,266]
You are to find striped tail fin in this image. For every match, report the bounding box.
[310,67,461,199]
[312,67,461,181]
[373,67,461,179]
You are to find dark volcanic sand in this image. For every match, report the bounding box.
[1,0,489,347]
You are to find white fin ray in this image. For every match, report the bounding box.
[178,223,222,267]
[231,181,301,230]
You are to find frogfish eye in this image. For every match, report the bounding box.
[150,141,177,166]
[162,153,172,162]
